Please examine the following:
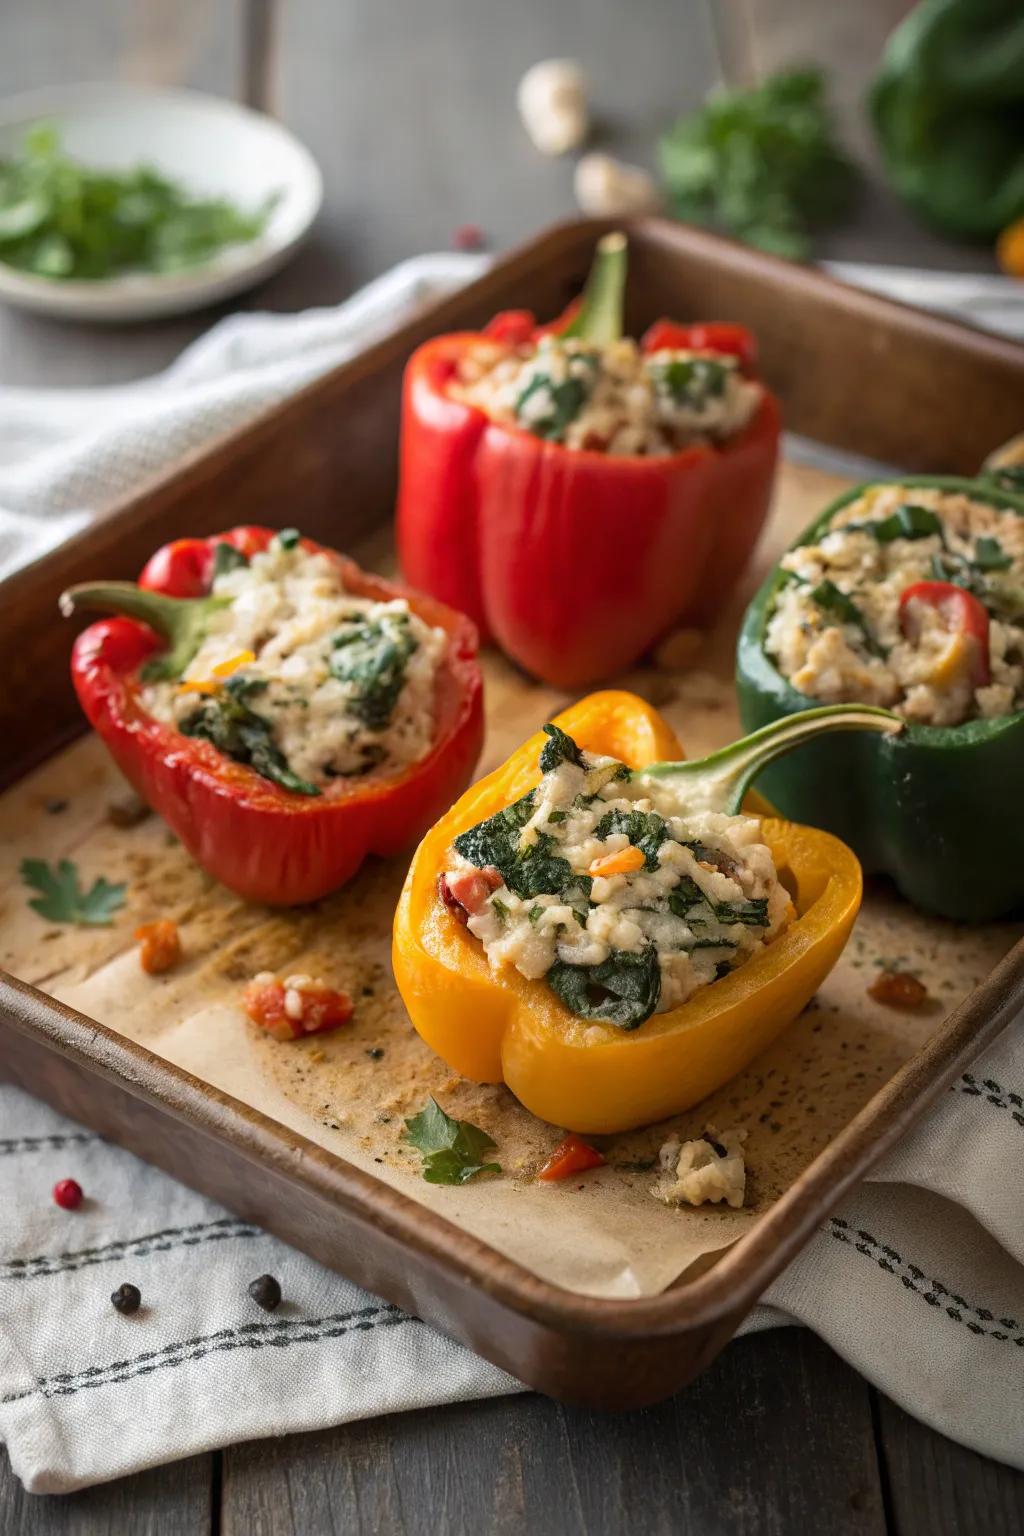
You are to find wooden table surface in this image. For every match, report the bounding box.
[1,2,1020,1530]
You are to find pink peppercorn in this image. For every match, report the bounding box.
[53,1178,83,1210]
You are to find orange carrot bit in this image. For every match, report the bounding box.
[176,677,220,696]
[135,918,182,975]
[211,649,256,678]
[588,845,646,878]
[868,969,929,1010]
[997,217,1024,279]
[537,1133,606,1182]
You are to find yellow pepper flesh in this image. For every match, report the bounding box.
[393,690,862,1133]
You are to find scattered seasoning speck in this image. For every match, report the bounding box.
[361,986,375,997]
[106,793,151,829]
[366,1047,385,1060]
[111,1282,141,1315]
[452,223,485,251]
[45,798,68,815]
[248,1274,282,1312]
[53,1178,83,1210]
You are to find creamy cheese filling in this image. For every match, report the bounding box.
[449,334,761,457]
[144,535,447,789]
[766,485,1024,727]
[442,726,790,1031]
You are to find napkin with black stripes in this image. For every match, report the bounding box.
[2,255,1024,1491]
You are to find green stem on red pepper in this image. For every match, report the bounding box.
[559,230,627,346]
[59,581,230,682]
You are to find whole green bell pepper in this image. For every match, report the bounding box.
[869,0,1024,241]
[736,475,1024,923]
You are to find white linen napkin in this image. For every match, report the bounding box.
[1,251,1022,1492]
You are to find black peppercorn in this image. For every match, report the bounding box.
[366,1047,385,1060]
[248,1273,282,1311]
[111,1282,141,1314]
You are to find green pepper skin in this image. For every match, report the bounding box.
[869,0,1024,241]
[736,476,1024,923]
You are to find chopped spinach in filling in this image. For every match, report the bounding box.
[329,611,420,731]
[445,725,783,1030]
[181,674,321,796]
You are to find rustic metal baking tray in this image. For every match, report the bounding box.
[3,217,1024,1408]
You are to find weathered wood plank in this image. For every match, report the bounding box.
[220,1331,886,1536]
[261,0,719,307]
[0,0,244,386]
[876,1391,1024,1536]
[0,1446,214,1536]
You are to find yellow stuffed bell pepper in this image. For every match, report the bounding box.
[393,690,899,1134]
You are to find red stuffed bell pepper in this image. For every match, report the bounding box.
[61,526,484,906]
[397,233,781,689]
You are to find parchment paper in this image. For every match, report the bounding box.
[2,459,1018,1298]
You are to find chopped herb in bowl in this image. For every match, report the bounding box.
[0,123,276,281]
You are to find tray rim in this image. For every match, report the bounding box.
[3,213,1024,1356]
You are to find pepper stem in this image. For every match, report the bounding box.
[60,581,230,681]
[561,231,627,346]
[638,704,903,815]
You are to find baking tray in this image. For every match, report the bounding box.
[3,216,1024,1409]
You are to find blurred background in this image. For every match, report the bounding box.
[0,0,1008,385]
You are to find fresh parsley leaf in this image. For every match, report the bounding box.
[847,503,942,544]
[211,541,249,578]
[404,1098,500,1184]
[651,356,730,411]
[20,857,126,926]
[181,679,320,796]
[973,536,1012,572]
[547,945,662,1031]
[658,67,859,260]
[809,579,886,658]
[539,722,585,773]
[594,807,669,872]
[491,896,511,922]
[528,904,544,925]
[329,612,418,731]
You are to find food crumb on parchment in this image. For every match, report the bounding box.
[867,969,929,1010]
[653,1128,747,1209]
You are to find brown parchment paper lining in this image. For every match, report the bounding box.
[2,459,1018,1299]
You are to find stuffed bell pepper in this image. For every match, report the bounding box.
[397,233,781,689]
[737,475,1024,921]
[61,525,484,905]
[393,690,898,1133]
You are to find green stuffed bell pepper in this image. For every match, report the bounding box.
[737,475,1024,923]
[869,0,1024,241]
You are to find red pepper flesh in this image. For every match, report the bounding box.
[537,1133,607,1181]
[68,528,484,906]
[397,316,780,688]
[898,580,991,686]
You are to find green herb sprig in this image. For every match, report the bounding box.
[659,68,859,261]
[404,1099,501,1185]
[21,857,126,926]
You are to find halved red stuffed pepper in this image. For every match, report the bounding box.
[61,525,484,905]
[397,232,781,690]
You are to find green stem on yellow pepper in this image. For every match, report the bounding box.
[639,703,903,815]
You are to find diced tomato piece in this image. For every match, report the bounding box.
[135,919,182,975]
[868,969,929,1010]
[899,581,991,686]
[537,1133,606,1181]
[242,977,354,1041]
[641,320,758,373]
[483,310,537,347]
[439,865,504,919]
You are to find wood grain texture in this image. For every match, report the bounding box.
[876,1393,1024,1536]
[220,1332,886,1536]
[0,1447,213,1534]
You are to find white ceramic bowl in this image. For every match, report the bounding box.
[0,83,323,321]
